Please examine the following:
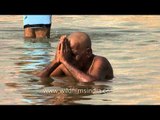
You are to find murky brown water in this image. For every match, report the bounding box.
[0,15,160,105]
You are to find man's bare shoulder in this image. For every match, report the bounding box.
[94,55,114,79]
[93,55,113,71]
[94,55,110,64]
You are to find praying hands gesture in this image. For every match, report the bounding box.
[55,35,72,64]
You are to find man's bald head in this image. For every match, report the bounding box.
[67,32,91,50]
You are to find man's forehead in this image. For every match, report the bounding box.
[67,35,79,44]
[69,39,80,49]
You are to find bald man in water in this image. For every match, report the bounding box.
[37,32,114,82]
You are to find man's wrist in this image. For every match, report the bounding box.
[61,59,68,66]
[51,60,60,66]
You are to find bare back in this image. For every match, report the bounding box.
[86,55,114,80]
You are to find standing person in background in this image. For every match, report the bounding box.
[23,15,52,39]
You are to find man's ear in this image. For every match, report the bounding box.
[86,48,92,55]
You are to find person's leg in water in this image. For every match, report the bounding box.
[35,27,50,38]
[24,26,51,39]
[23,15,52,39]
[24,27,36,38]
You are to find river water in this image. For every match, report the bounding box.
[0,15,160,105]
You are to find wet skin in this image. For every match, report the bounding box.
[37,32,114,82]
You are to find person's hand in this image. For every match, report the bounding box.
[55,38,62,63]
[58,35,72,63]
[55,35,66,63]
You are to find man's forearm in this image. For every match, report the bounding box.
[37,60,60,78]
